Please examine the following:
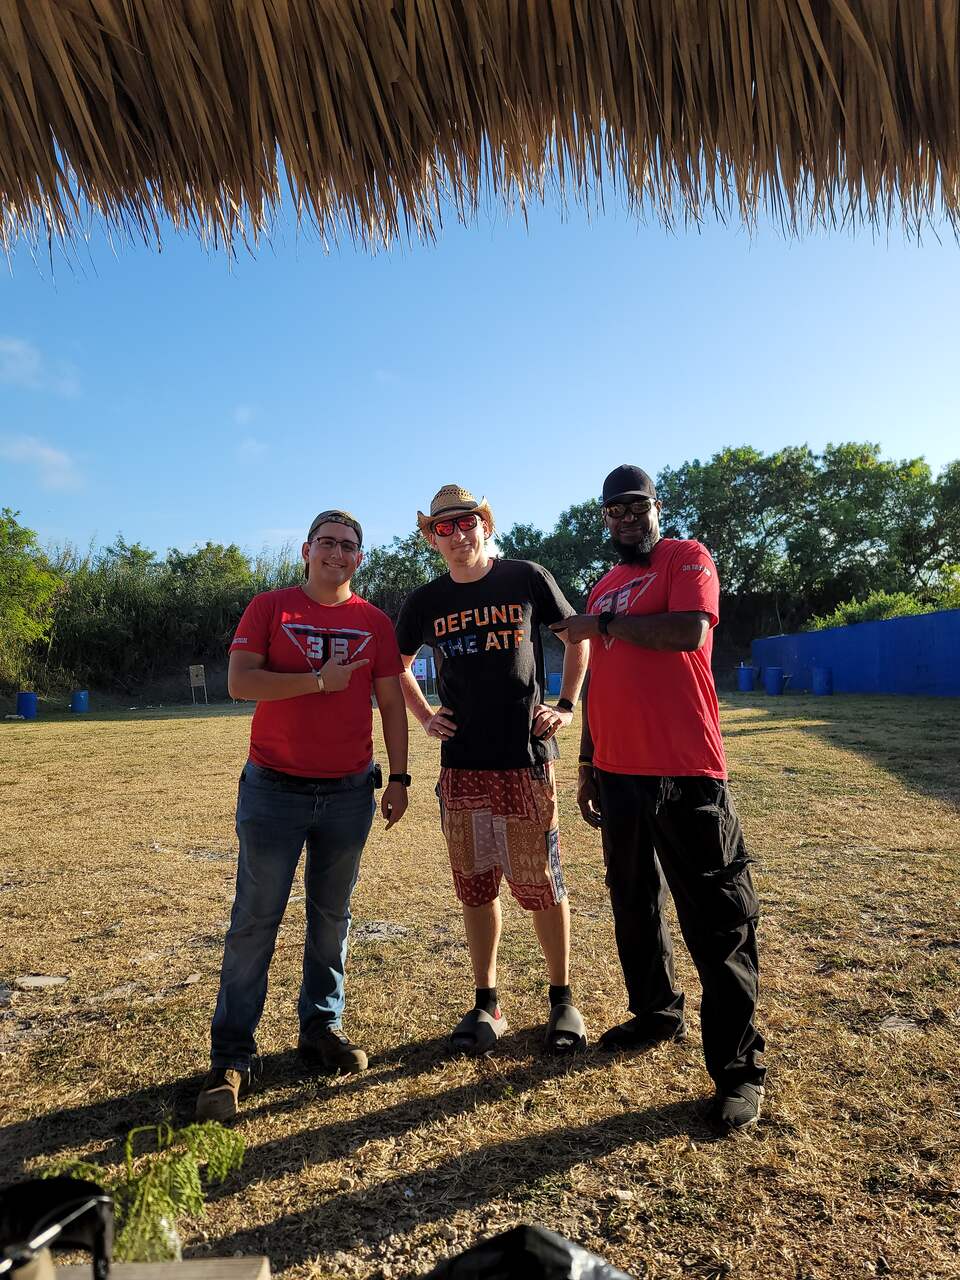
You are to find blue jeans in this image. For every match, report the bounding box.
[210,760,376,1070]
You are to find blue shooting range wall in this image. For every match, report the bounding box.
[751,609,960,696]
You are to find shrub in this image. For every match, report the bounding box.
[43,1121,244,1261]
[805,590,934,631]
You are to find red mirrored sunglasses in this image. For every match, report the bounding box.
[431,513,480,537]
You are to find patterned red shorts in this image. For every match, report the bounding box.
[436,764,566,911]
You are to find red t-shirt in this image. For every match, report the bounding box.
[229,587,403,777]
[585,539,727,779]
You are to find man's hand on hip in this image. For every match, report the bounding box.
[423,706,458,739]
[577,766,603,828]
[320,656,370,691]
[532,703,573,739]
[549,615,600,644]
[381,780,408,829]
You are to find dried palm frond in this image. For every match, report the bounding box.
[0,0,957,253]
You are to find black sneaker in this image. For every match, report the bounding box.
[709,1082,764,1134]
[195,1063,257,1121]
[298,1025,368,1073]
[597,1017,686,1051]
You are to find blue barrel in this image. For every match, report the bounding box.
[16,691,38,719]
[70,689,89,712]
[763,667,784,696]
[811,667,833,696]
[736,663,755,692]
[546,672,562,696]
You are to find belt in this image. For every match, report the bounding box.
[250,762,370,786]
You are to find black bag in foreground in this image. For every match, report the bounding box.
[425,1224,633,1279]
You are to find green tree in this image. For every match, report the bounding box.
[0,509,62,687]
[656,445,819,596]
[99,535,160,573]
[166,542,252,582]
[655,443,958,631]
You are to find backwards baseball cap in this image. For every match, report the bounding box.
[601,464,657,505]
[307,509,363,546]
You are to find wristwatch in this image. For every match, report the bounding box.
[597,611,615,636]
[555,697,575,713]
[388,773,412,786]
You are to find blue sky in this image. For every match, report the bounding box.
[2,195,958,560]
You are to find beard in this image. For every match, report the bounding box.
[612,531,659,563]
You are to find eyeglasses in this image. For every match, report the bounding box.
[312,536,360,555]
[432,513,480,537]
[603,499,657,519]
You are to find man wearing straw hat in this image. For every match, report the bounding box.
[196,509,410,1121]
[551,464,766,1134]
[396,485,589,1055]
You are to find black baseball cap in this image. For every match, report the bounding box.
[601,464,657,504]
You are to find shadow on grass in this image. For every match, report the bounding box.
[199,1097,702,1268]
[0,1033,447,1180]
[722,694,960,811]
[2,1028,642,1178]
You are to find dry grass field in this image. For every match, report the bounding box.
[2,696,959,1279]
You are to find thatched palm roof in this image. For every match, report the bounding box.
[1,1,958,252]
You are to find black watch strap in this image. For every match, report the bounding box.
[388,772,412,786]
[598,611,615,635]
[555,697,575,713]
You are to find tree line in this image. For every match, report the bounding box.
[3,443,958,694]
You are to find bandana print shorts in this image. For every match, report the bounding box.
[436,763,566,910]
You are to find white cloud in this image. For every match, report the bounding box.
[237,436,267,460]
[0,337,79,396]
[0,434,82,490]
[233,404,255,425]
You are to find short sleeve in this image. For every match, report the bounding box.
[667,543,720,628]
[371,608,404,678]
[530,563,576,626]
[230,593,272,656]
[394,592,424,657]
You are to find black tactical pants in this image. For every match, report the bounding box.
[596,770,766,1089]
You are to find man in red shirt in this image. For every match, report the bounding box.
[196,510,409,1121]
[551,465,766,1133]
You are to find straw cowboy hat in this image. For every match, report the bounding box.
[417,485,495,538]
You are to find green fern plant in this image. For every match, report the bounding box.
[43,1121,244,1261]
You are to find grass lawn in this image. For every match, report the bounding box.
[1,695,958,1279]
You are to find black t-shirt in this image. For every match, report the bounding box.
[395,559,576,769]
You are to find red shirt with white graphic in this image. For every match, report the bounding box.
[586,539,726,778]
[230,586,403,777]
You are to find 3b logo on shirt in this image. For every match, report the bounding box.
[591,573,658,648]
[282,622,373,667]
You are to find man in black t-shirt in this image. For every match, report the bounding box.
[396,485,589,1055]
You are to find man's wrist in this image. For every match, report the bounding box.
[556,697,575,713]
[388,772,412,786]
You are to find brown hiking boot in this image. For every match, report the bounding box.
[195,1066,254,1121]
[298,1025,367,1073]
